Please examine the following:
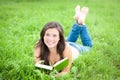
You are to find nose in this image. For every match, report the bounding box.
[48,36,54,41]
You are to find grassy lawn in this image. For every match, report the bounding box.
[0,0,120,80]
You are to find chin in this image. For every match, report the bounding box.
[47,45,57,49]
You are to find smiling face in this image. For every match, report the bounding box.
[44,28,60,49]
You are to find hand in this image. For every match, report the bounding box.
[36,60,44,64]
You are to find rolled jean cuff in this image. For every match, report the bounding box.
[75,22,86,27]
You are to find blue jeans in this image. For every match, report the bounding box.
[66,23,92,53]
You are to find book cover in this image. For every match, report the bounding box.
[35,57,69,72]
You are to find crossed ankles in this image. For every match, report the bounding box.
[74,5,89,25]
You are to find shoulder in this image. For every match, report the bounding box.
[34,41,41,57]
[63,42,72,57]
[64,42,80,61]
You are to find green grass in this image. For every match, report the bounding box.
[0,0,120,80]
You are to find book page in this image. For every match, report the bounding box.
[35,63,53,70]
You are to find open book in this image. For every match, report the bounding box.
[35,57,69,72]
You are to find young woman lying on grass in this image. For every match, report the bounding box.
[34,5,92,77]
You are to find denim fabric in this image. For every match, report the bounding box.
[66,22,92,53]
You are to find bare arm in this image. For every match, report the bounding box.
[56,43,73,77]
[62,44,72,72]
[34,45,41,64]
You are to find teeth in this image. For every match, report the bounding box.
[48,42,51,44]
[47,41,53,45]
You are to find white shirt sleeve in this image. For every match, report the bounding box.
[70,46,80,61]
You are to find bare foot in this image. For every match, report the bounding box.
[74,5,80,21]
[78,7,89,25]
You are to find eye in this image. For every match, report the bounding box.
[45,33,49,36]
[53,34,57,37]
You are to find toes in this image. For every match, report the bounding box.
[78,7,89,24]
[74,5,81,20]
[75,5,80,12]
[81,7,89,15]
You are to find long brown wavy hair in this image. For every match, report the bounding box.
[36,22,65,65]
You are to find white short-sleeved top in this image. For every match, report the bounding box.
[66,42,80,61]
[70,45,80,61]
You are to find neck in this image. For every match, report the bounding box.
[49,47,57,54]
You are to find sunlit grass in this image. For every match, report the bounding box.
[0,0,120,80]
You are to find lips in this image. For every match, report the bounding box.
[47,41,54,45]
[45,40,56,47]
